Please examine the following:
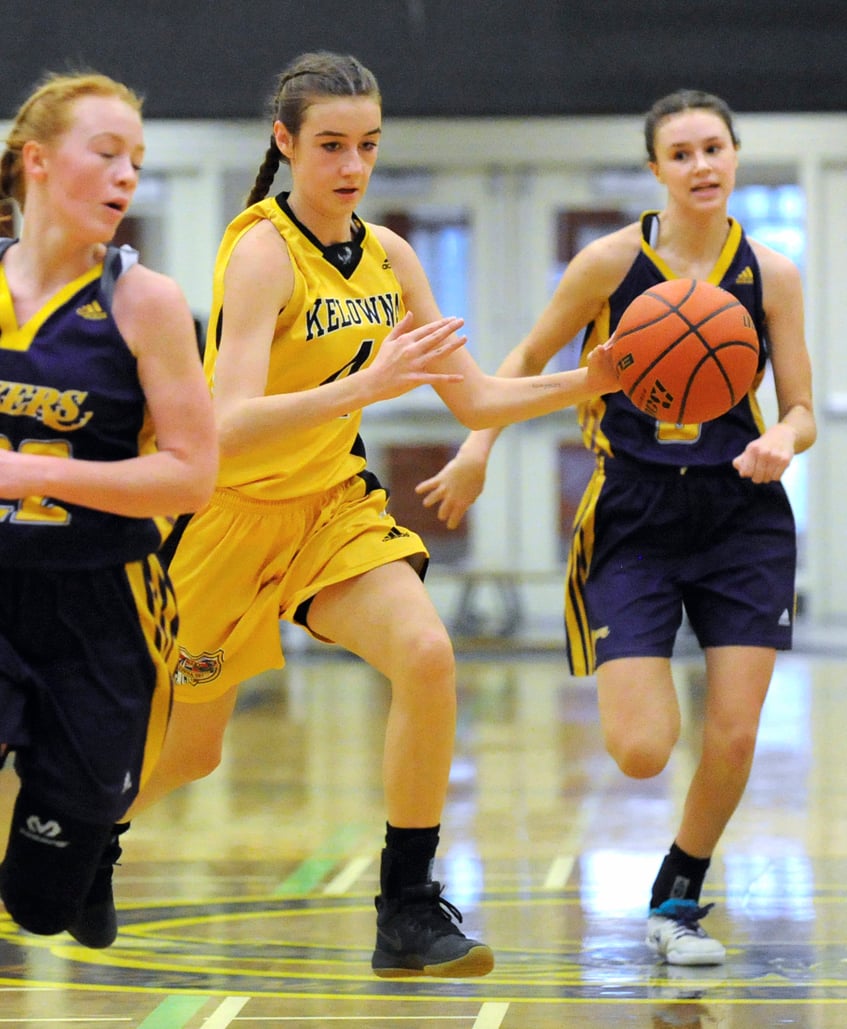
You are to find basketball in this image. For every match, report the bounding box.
[611,279,760,424]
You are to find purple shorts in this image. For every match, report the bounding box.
[567,460,796,672]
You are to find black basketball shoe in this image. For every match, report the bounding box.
[67,822,129,949]
[371,881,494,978]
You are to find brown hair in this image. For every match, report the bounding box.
[644,89,740,163]
[0,72,143,210]
[245,51,381,207]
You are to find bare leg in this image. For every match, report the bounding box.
[675,645,775,858]
[307,560,456,827]
[307,560,493,978]
[596,655,680,779]
[643,646,774,965]
[123,685,240,818]
[597,647,774,855]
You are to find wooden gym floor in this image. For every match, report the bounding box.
[2,632,847,1027]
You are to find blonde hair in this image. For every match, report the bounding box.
[1,72,143,210]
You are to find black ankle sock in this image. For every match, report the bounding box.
[650,842,711,910]
[380,823,440,898]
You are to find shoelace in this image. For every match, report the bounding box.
[406,882,465,927]
[434,891,464,925]
[666,901,714,934]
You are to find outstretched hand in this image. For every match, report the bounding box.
[368,312,467,402]
[413,336,621,530]
[415,448,486,529]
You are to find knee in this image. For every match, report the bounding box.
[391,624,456,712]
[597,659,681,779]
[404,624,455,682]
[605,727,676,779]
[708,722,758,774]
[156,706,230,787]
[174,736,225,783]
[0,788,112,936]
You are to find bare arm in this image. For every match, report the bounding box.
[0,265,218,517]
[378,227,624,433]
[210,221,467,459]
[410,226,638,526]
[732,244,816,482]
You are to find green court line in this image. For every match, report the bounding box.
[137,994,208,1027]
[274,825,368,895]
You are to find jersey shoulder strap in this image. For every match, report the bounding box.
[100,243,140,308]
[0,238,140,309]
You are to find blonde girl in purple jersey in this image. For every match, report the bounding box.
[0,71,217,945]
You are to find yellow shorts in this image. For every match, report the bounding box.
[169,477,428,703]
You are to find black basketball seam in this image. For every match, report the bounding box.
[622,300,754,396]
[677,338,760,420]
[617,283,759,422]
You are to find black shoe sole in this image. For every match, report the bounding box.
[67,901,118,949]
[372,943,494,978]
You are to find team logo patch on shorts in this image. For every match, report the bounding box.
[175,647,224,687]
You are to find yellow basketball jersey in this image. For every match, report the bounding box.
[206,193,405,500]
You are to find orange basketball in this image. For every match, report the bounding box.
[611,279,760,424]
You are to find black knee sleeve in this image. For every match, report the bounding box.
[0,787,113,936]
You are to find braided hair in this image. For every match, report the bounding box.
[245,51,381,207]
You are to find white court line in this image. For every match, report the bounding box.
[473,1003,510,1028]
[196,1012,506,1020]
[543,759,620,891]
[322,855,374,895]
[213,1017,499,1023]
[543,854,575,890]
[202,997,249,1027]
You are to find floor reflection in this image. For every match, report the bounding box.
[1,649,847,1026]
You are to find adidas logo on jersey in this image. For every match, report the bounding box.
[735,266,754,284]
[21,814,70,847]
[76,300,108,320]
[778,608,791,627]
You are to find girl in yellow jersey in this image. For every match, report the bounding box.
[115,51,617,978]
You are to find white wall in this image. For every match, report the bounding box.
[3,112,845,624]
